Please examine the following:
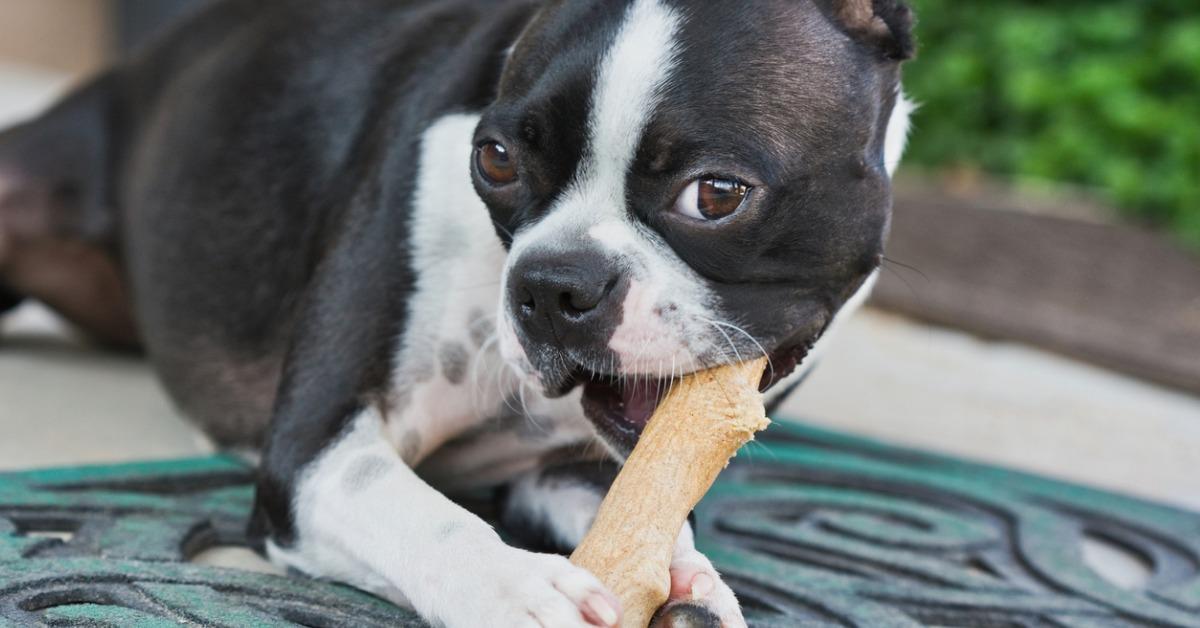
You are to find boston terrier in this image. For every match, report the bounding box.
[0,0,915,625]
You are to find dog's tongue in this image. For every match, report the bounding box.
[621,379,667,427]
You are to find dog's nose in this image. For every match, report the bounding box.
[510,252,621,343]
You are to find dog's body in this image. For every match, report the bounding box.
[0,0,913,625]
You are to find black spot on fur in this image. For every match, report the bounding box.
[468,308,496,348]
[439,341,470,385]
[342,455,392,494]
[400,431,423,464]
[411,351,437,384]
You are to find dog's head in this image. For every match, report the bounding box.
[474,0,915,453]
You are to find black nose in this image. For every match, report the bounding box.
[510,252,622,344]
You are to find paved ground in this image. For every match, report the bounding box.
[0,307,214,468]
[2,63,1198,514]
[4,301,1198,513]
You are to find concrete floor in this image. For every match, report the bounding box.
[2,63,1198,514]
[4,301,1198,513]
[0,307,214,468]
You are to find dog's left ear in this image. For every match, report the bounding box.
[824,0,916,61]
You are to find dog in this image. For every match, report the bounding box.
[0,0,914,625]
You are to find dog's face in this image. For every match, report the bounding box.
[474,0,915,453]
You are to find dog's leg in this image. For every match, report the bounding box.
[501,459,621,554]
[0,152,33,320]
[258,409,621,628]
[502,462,747,628]
[0,74,137,347]
[248,226,620,627]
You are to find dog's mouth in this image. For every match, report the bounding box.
[579,374,670,452]
[572,341,814,454]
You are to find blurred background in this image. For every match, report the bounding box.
[0,1,1197,508]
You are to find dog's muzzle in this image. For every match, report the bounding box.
[508,248,624,358]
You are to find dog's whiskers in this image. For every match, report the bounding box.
[469,333,501,413]
[698,316,774,384]
[490,219,515,241]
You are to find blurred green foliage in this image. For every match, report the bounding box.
[902,0,1200,247]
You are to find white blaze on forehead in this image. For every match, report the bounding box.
[587,219,640,250]
[580,0,682,207]
[500,0,716,377]
[506,0,683,261]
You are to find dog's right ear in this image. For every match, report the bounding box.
[821,0,916,61]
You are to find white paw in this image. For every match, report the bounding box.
[665,549,746,628]
[434,547,621,628]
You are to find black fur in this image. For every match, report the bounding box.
[499,459,621,555]
[813,0,916,61]
[0,75,117,248]
[0,284,21,315]
[4,0,541,545]
[0,0,915,588]
[872,0,917,60]
[478,0,910,395]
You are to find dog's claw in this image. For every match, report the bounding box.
[665,549,747,628]
[651,602,722,628]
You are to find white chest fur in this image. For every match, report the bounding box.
[382,114,596,478]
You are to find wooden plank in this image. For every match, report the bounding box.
[875,186,1200,396]
[0,0,112,76]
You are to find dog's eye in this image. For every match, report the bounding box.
[476,142,518,185]
[673,177,751,221]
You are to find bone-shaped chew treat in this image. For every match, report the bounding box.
[571,358,770,628]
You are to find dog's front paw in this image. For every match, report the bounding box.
[442,548,621,628]
[653,549,746,628]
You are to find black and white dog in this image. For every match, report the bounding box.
[0,0,914,625]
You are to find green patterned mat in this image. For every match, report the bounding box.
[2,421,1198,627]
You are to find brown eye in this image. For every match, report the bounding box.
[476,141,518,185]
[673,177,751,220]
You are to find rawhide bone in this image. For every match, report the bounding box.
[570,357,770,628]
